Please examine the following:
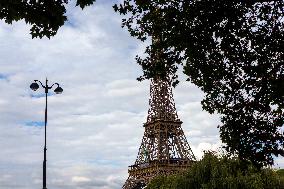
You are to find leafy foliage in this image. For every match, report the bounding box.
[277,169,284,177]
[276,169,284,185]
[114,0,284,167]
[146,152,284,189]
[0,0,96,38]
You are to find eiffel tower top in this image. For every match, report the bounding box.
[146,76,179,123]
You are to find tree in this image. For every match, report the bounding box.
[146,152,284,189]
[114,0,284,167]
[0,0,96,38]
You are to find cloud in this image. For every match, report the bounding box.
[72,176,91,183]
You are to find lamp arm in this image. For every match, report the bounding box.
[35,80,45,88]
[50,83,60,89]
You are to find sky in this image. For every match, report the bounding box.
[0,1,283,189]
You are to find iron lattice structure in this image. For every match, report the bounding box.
[123,76,196,189]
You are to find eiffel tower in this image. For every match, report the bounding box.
[122,70,196,188]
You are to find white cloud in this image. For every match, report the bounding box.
[72,176,91,183]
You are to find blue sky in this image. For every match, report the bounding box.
[0,74,8,80]
[0,1,283,189]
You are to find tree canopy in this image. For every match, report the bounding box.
[114,0,284,167]
[0,0,96,38]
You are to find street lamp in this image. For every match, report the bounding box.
[30,78,63,189]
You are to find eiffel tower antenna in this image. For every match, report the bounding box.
[122,35,196,189]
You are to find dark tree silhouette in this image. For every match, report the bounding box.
[0,0,96,38]
[114,0,284,167]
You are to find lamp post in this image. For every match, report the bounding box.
[30,78,63,189]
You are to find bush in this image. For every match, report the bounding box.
[276,169,284,186]
[146,152,284,189]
